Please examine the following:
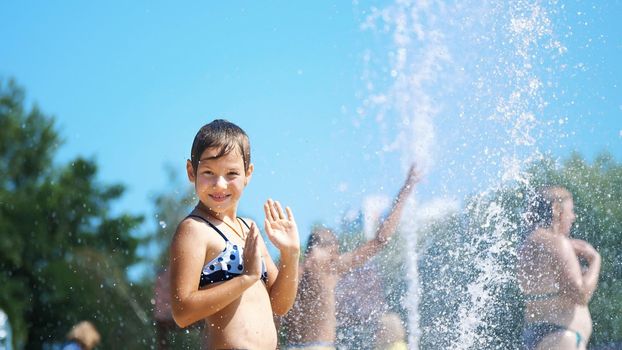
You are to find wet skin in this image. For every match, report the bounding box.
[518,198,601,350]
[170,148,300,350]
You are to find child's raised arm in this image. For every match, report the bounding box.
[261,199,301,315]
[336,165,420,275]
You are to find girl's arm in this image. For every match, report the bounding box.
[169,219,263,328]
[262,199,301,315]
[569,238,601,303]
[336,165,420,275]
[549,237,601,305]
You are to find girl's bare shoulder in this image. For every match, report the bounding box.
[528,228,573,256]
[172,216,219,247]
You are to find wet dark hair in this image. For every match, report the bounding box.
[190,119,251,174]
[305,225,339,255]
[525,186,572,231]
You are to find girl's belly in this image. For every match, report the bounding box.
[525,299,592,340]
[204,281,277,350]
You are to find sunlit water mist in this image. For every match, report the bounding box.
[357,0,566,348]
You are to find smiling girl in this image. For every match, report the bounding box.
[169,119,300,349]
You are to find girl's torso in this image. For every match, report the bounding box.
[202,280,277,349]
[190,214,277,350]
[518,232,593,344]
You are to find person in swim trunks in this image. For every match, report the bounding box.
[169,119,300,350]
[282,165,420,349]
[518,186,601,350]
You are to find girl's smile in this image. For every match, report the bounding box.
[209,193,231,202]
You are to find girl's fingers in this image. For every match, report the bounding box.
[247,223,259,248]
[245,229,254,250]
[249,221,256,234]
[250,230,260,254]
[275,201,285,220]
[268,199,279,221]
[265,199,288,220]
[267,199,278,221]
[264,201,274,222]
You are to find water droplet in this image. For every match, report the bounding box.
[159,220,167,229]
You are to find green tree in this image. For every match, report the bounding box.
[141,167,202,349]
[0,79,150,349]
[147,166,195,270]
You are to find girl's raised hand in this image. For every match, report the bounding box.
[264,199,300,255]
[404,164,422,190]
[243,222,263,280]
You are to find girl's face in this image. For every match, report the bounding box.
[187,147,253,216]
[556,198,576,235]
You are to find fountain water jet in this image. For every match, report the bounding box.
[358,0,567,348]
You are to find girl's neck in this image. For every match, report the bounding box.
[550,221,569,237]
[196,202,237,222]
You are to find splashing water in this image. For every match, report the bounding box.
[359,0,566,348]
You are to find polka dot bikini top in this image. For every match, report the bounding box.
[186,215,268,287]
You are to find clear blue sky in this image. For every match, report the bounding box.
[1,1,620,257]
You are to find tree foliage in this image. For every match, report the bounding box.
[0,79,150,349]
[146,166,194,270]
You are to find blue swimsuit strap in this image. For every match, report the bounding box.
[186,214,229,242]
[238,217,251,230]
